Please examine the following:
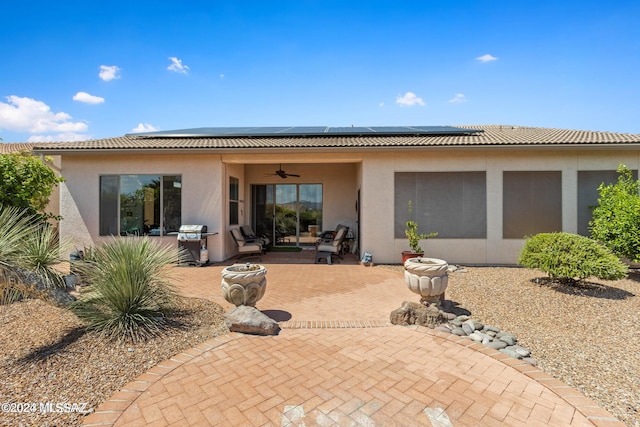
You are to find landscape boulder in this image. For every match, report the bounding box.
[390,301,447,328]
[224,305,280,336]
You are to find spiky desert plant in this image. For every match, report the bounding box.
[18,223,67,289]
[71,237,183,342]
[0,205,38,272]
[0,205,41,304]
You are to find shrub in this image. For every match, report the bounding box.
[589,164,640,262]
[0,151,64,220]
[518,232,627,284]
[71,237,182,342]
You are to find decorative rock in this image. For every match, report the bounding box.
[486,340,508,350]
[450,318,464,327]
[498,334,517,346]
[435,326,452,333]
[484,325,501,334]
[451,327,466,336]
[443,312,457,321]
[523,357,538,366]
[224,305,280,336]
[511,345,531,358]
[390,301,447,328]
[63,274,78,290]
[462,320,476,335]
[468,332,484,343]
[500,348,522,359]
[472,321,484,331]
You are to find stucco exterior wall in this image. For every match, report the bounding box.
[360,148,640,265]
[59,153,225,260]
[243,162,358,236]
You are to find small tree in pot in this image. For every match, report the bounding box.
[402,200,437,263]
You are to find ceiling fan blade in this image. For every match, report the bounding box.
[287,173,300,177]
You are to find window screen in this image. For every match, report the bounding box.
[577,170,638,236]
[503,171,562,238]
[394,172,487,238]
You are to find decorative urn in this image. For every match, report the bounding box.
[221,263,267,307]
[403,257,449,305]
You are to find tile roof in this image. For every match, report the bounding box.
[29,125,640,153]
[0,143,36,154]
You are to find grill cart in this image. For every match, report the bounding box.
[177,225,216,266]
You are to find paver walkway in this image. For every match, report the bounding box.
[83,251,624,426]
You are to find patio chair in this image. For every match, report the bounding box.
[230,227,263,260]
[240,225,271,247]
[315,225,349,265]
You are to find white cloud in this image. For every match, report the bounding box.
[131,123,158,133]
[396,92,425,107]
[219,73,225,79]
[73,91,105,104]
[449,93,467,103]
[0,95,88,134]
[167,57,189,74]
[476,54,498,63]
[99,65,121,81]
[379,102,385,107]
[27,132,90,142]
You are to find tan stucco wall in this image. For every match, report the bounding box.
[360,148,640,265]
[59,153,225,259]
[56,147,640,266]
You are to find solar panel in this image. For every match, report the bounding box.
[127,125,481,138]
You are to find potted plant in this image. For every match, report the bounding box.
[402,200,437,263]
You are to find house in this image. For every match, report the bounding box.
[31,125,640,265]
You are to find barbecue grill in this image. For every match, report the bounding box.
[177,225,215,266]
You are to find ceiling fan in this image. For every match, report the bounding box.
[266,164,300,179]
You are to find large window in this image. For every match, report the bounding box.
[395,172,487,238]
[503,171,561,238]
[577,170,638,236]
[229,177,239,225]
[100,175,181,236]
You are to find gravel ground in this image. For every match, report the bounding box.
[379,265,640,427]
[0,297,228,427]
[1,267,638,426]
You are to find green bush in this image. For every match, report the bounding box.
[71,237,182,342]
[519,232,627,284]
[589,164,640,262]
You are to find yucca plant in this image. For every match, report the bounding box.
[0,205,41,305]
[71,237,183,342]
[0,205,38,273]
[18,223,67,289]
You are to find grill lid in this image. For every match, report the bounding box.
[178,225,207,240]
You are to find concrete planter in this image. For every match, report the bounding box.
[221,263,267,307]
[404,257,448,305]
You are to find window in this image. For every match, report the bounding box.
[229,177,239,225]
[395,172,487,238]
[577,170,638,236]
[99,175,181,236]
[503,171,561,239]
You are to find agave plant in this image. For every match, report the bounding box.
[71,237,183,342]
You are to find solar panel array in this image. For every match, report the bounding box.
[128,126,482,138]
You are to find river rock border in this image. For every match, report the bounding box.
[436,315,537,366]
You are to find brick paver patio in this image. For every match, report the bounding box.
[82,250,624,426]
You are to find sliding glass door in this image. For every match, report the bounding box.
[252,184,322,246]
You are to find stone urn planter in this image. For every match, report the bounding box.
[221,263,267,307]
[404,257,448,305]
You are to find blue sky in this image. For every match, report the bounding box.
[1,0,639,142]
